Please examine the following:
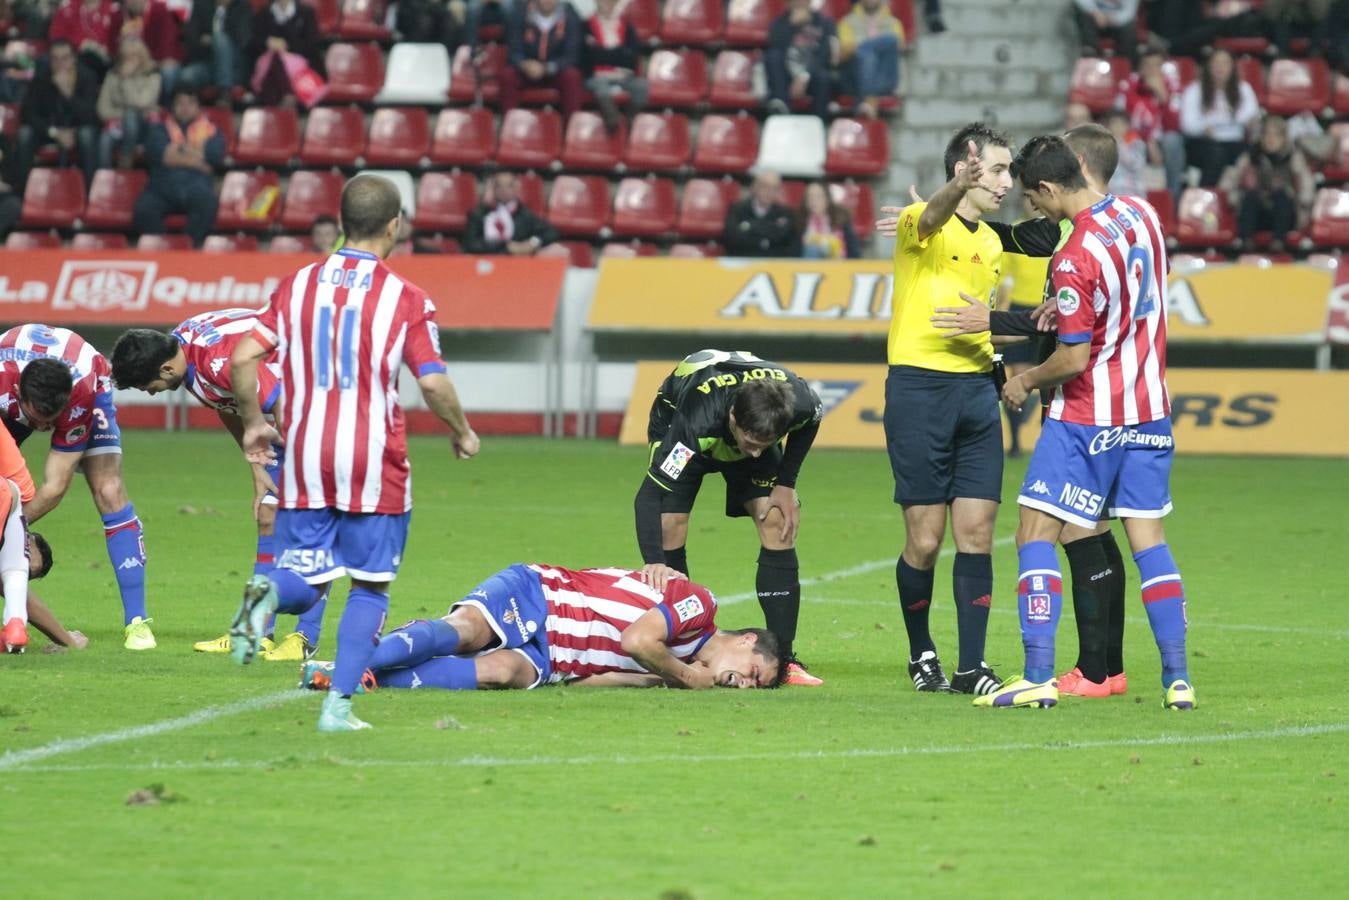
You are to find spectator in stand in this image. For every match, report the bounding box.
[836,0,905,119]
[117,0,183,97]
[1219,114,1315,252]
[462,171,562,256]
[1180,47,1260,187]
[0,38,38,102]
[582,0,646,133]
[501,0,583,121]
[390,0,462,49]
[766,0,837,119]
[1073,0,1139,60]
[246,0,324,108]
[0,135,20,238]
[47,0,118,78]
[10,0,59,39]
[182,0,251,99]
[310,213,339,253]
[798,181,860,259]
[723,171,801,258]
[466,0,513,47]
[14,38,98,191]
[923,0,946,34]
[1331,0,1349,70]
[96,35,161,169]
[1262,0,1331,58]
[1064,100,1093,130]
[1153,0,1264,58]
[1102,108,1148,198]
[133,86,225,248]
[1119,46,1184,201]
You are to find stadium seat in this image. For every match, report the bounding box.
[417,235,461,254]
[756,115,826,177]
[659,0,724,44]
[203,234,261,252]
[600,240,660,258]
[233,106,300,166]
[215,170,283,231]
[449,44,505,104]
[200,106,236,156]
[366,107,431,167]
[624,0,662,43]
[1068,57,1130,114]
[324,42,385,104]
[624,112,691,173]
[1237,56,1267,107]
[430,107,497,167]
[312,0,340,32]
[413,171,479,232]
[557,240,596,268]
[0,103,18,139]
[280,170,344,232]
[337,0,390,40]
[375,43,452,104]
[70,231,128,250]
[612,176,677,237]
[829,181,875,240]
[268,234,309,253]
[20,168,85,228]
[136,234,194,251]
[1163,56,1199,89]
[1310,187,1349,248]
[495,108,563,170]
[890,0,915,41]
[779,178,804,208]
[1146,189,1176,236]
[824,117,889,177]
[84,169,148,229]
[1264,58,1330,116]
[1214,33,1268,56]
[516,171,546,210]
[300,106,366,167]
[363,168,417,214]
[1334,73,1349,116]
[709,50,759,110]
[1175,187,1236,248]
[646,49,709,108]
[561,111,625,172]
[1321,123,1349,183]
[669,242,713,258]
[691,113,759,174]
[4,231,60,249]
[724,0,783,47]
[547,175,611,236]
[677,177,739,239]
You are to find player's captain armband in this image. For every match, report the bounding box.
[672,592,705,624]
[659,442,696,480]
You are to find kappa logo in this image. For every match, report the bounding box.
[209,356,227,377]
[67,404,87,420]
[393,631,415,651]
[659,442,696,480]
[1055,258,1077,274]
[808,380,863,419]
[1028,480,1051,496]
[118,557,143,570]
[410,671,423,689]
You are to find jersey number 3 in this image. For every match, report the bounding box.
[1126,246,1158,320]
[315,305,360,390]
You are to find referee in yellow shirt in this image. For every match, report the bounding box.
[887,123,1013,696]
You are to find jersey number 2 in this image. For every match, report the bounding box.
[315,305,359,390]
[1126,246,1158,320]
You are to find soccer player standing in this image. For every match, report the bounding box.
[976,135,1195,711]
[886,123,1013,695]
[228,174,480,732]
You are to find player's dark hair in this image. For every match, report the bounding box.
[725,627,785,688]
[732,380,795,440]
[1011,135,1089,193]
[17,358,73,418]
[1064,122,1119,183]
[30,531,52,580]
[341,174,402,243]
[311,213,337,230]
[170,83,200,104]
[943,122,1012,180]
[110,328,179,389]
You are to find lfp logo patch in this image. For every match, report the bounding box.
[673,594,705,623]
[659,442,696,480]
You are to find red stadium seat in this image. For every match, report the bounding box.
[818,0,850,19]
[0,103,18,139]
[561,111,625,172]
[709,50,759,110]
[280,170,344,232]
[495,108,562,170]
[269,234,309,253]
[1146,189,1176,236]
[233,106,300,166]
[4,231,61,249]
[724,0,783,47]
[677,177,738,239]
[366,107,431,167]
[216,170,283,231]
[547,175,611,236]
[1162,56,1199,89]
[71,232,129,250]
[659,0,724,44]
[1068,57,1130,114]
[1334,73,1349,116]
[337,0,390,40]
[669,242,713,258]
[601,240,659,258]
[84,169,148,229]
[1175,187,1236,248]
[200,106,236,156]
[646,49,708,108]
[449,44,505,104]
[1215,34,1269,56]
[203,234,261,252]
[311,0,340,32]
[1237,56,1267,107]
[1310,187,1349,248]
[1264,58,1330,116]
[136,234,194,251]
[20,168,85,228]
[692,113,760,174]
[824,117,889,177]
[300,106,366,167]
[413,171,479,233]
[325,42,385,103]
[624,112,691,173]
[416,235,460,254]
[1321,123,1349,183]
[624,0,662,43]
[612,176,676,237]
[430,107,497,167]
[890,0,915,41]
[779,179,804,208]
[557,240,595,268]
[829,181,875,240]
[516,171,546,210]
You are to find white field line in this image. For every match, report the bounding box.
[8,722,1347,774]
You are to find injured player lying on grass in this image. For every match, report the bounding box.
[301,563,783,692]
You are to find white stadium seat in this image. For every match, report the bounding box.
[374,43,453,105]
[754,114,826,178]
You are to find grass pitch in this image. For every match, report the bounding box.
[1,434,1345,898]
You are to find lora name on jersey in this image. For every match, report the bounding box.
[319,265,375,291]
[1059,483,1103,517]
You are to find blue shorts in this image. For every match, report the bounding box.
[273,508,411,585]
[1018,417,1174,529]
[84,391,122,456]
[449,564,551,689]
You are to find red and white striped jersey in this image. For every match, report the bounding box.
[251,248,446,514]
[173,309,281,416]
[0,324,113,453]
[1047,194,1170,426]
[527,565,719,683]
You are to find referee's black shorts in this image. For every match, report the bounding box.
[884,365,1003,506]
[658,446,782,519]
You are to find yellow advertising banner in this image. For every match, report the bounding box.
[589,259,1333,344]
[620,362,1349,458]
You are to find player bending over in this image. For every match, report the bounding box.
[0,421,67,653]
[111,312,328,661]
[301,563,782,692]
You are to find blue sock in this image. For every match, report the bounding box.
[102,504,146,625]
[378,656,478,690]
[332,587,389,697]
[1135,543,1190,687]
[270,568,321,614]
[253,533,275,577]
[1017,541,1062,684]
[367,619,460,670]
[294,590,327,646]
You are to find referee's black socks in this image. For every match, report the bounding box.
[952,552,993,672]
[664,546,689,579]
[756,547,799,662]
[896,556,936,660]
[1063,531,1124,684]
